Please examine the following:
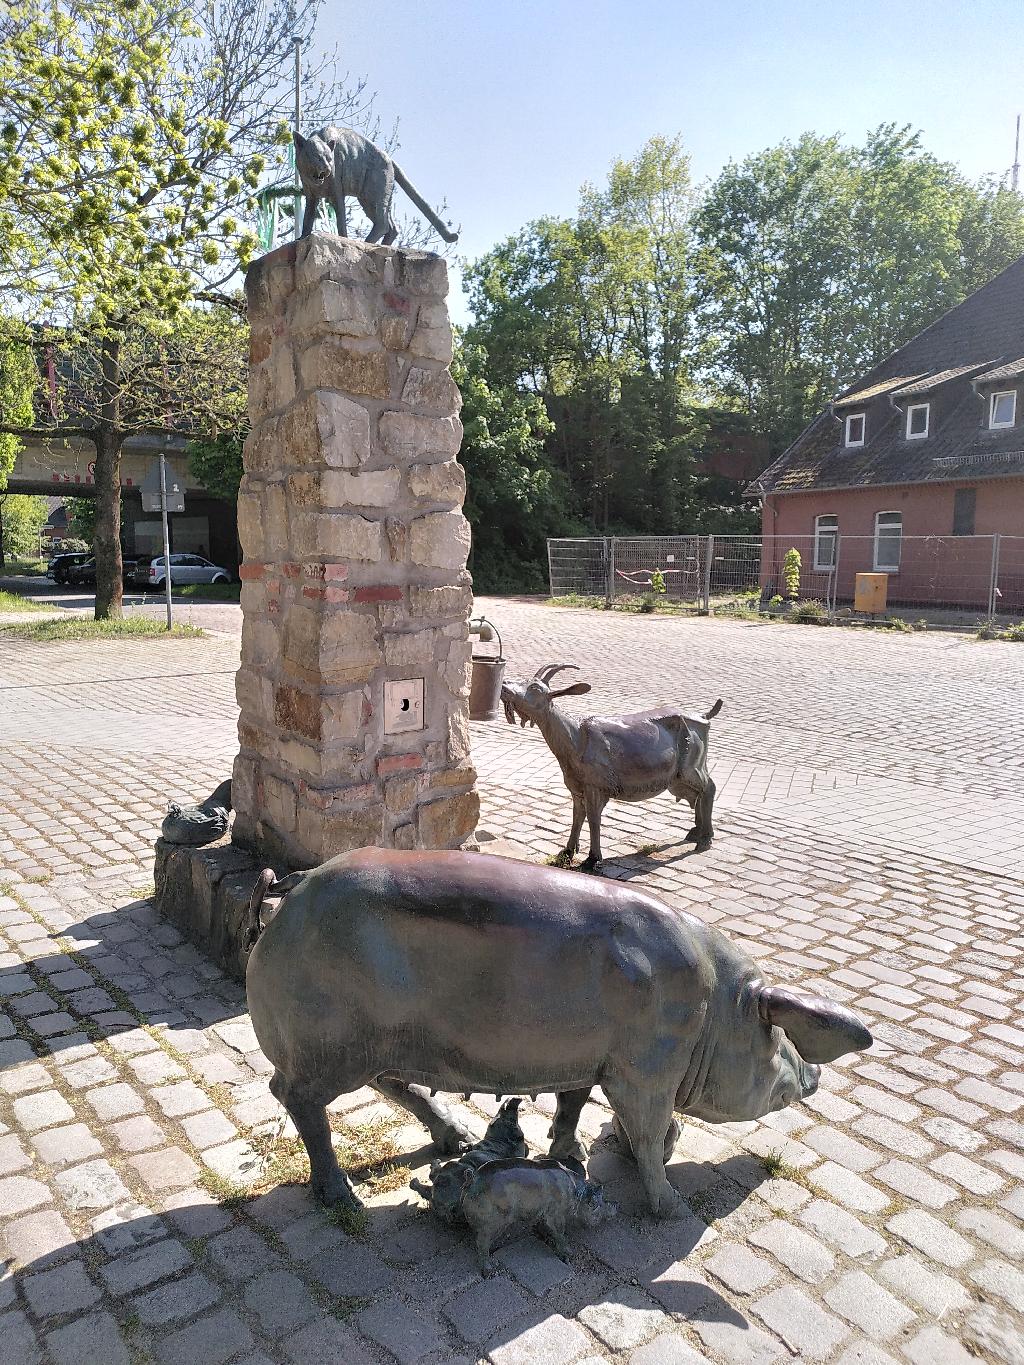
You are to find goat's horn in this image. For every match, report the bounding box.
[533,663,580,684]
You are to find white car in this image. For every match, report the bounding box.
[133,554,232,590]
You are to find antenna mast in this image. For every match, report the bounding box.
[1013,114,1021,193]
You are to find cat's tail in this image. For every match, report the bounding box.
[393,164,459,243]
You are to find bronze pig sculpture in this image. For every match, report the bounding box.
[245,848,872,1220]
[410,1097,528,1222]
[500,663,721,872]
[461,1157,617,1275]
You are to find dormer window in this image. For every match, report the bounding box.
[906,403,929,439]
[990,390,1016,429]
[845,413,865,447]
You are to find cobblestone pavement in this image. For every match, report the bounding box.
[1,599,1023,1364]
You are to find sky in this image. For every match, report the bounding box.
[321,0,1024,325]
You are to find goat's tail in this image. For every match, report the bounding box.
[243,869,302,953]
[705,698,724,721]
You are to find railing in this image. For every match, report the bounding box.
[548,533,1024,623]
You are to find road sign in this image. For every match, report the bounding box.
[140,459,185,513]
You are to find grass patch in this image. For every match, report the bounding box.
[324,1204,371,1238]
[758,1149,803,1183]
[0,616,203,641]
[198,1168,249,1209]
[544,850,573,868]
[0,588,51,613]
[172,581,240,601]
[635,842,659,857]
[978,619,1024,641]
[0,558,47,576]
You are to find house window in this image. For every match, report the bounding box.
[814,515,838,570]
[906,403,930,439]
[845,413,865,447]
[989,390,1016,429]
[953,488,976,536]
[874,511,903,571]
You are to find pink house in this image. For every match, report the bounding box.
[748,256,1024,612]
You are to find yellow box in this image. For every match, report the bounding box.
[855,572,888,613]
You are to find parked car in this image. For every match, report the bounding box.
[132,554,232,590]
[47,552,91,585]
[66,557,96,586]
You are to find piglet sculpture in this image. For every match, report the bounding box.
[410,1097,527,1222]
[461,1157,617,1275]
[245,848,872,1220]
[500,663,721,872]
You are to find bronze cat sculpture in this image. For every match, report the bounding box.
[293,126,457,245]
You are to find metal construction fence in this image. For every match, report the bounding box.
[547,533,1024,622]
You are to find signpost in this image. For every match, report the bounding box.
[141,455,185,631]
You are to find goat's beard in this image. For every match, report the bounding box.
[501,698,534,728]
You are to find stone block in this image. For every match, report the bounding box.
[408,459,467,505]
[288,280,378,339]
[379,410,462,460]
[291,510,382,562]
[409,299,454,363]
[321,467,401,507]
[399,250,449,297]
[301,338,392,398]
[411,510,472,570]
[318,804,384,861]
[417,790,479,849]
[401,364,461,414]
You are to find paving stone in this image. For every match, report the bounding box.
[207,1224,281,1281]
[691,1311,786,1365]
[54,1158,130,1211]
[0,1175,51,1216]
[154,1307,254,1365]
[645,1266,716,1319]
[85,1082,144,1120]
[874,1158,956,1208]
[152,1079,212,1117]
[969,1258,1024,1314]
[57,1054,118,1089]
[109,1113,167,1152]
[704,1241,780,1295]
[488,1312,595,1365]
[903,1326,978,1365]
[91,1202,166,1255]
[3,1209,78,1267]
[179,1107,237,1149]
[0,1308,43,1365]
[798,1199,887,1259]
[930,1150,1004,1194]
[238,1266,319,1336]
[358,1298,445,1364]
[885,1209,974,1268]
[12,1089,75,1132]
[823,1269,917,1339]
[444,1273,531,1345]
[201,1137,259,1183]
[752,1284,850,1361]
[30,1121,103,1166]
[957,1206,1024,1257]
[577,1285,665,1350]
[750,1219,835,1282]
[0,1058,49,1094]
[802,1126,882,1172]
[0,1132,31,1174]
[495,1237,573,1295]
[46,1310,131,1365]
[628,1336,715,1365]
[283,1317,377,1365]
[877,1255,970,1316]
[833,1344,901,1365]
[21,1260,101,1318]
[808,1161,890,1212]
[131,1269,222,1327]
[101,1235,192,1295]
[160,1189,234,1238]
[128,1145,200,1192]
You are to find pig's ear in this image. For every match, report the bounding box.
[759,986,873,1063]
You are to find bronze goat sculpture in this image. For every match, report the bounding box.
[500,664,721,872]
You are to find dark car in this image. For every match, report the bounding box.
[47,552,91,585]
[66,557,97,586]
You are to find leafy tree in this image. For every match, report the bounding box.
[454,339,574,593]
[0,492,47,565]
[0,321,36,489]
[0,0,375,617]
[187,431,245,503]
[65,495,98,546]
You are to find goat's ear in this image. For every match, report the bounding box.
[550,682,591,698]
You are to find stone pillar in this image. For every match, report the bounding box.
[231,236,479,869]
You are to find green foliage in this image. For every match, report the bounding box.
[0,616,203,640]
[789,599,828,623]
[695,124,1024,453]
[0,320,36,488]
[454,337,573,592]
[782,547,802,599]
[978,619,1024,642]
[0,492,47,563]
[0,587,49,612]
[650,569,667,595]
[65,497,98,547]
[187,432,245,503]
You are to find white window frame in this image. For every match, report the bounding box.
[873,510,903,572]
[814,514,839,571]
[989,390,1016,429]
[844,413,865,447]
[906,402,930,439]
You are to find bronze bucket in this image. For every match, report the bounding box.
[468,616,506,721]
